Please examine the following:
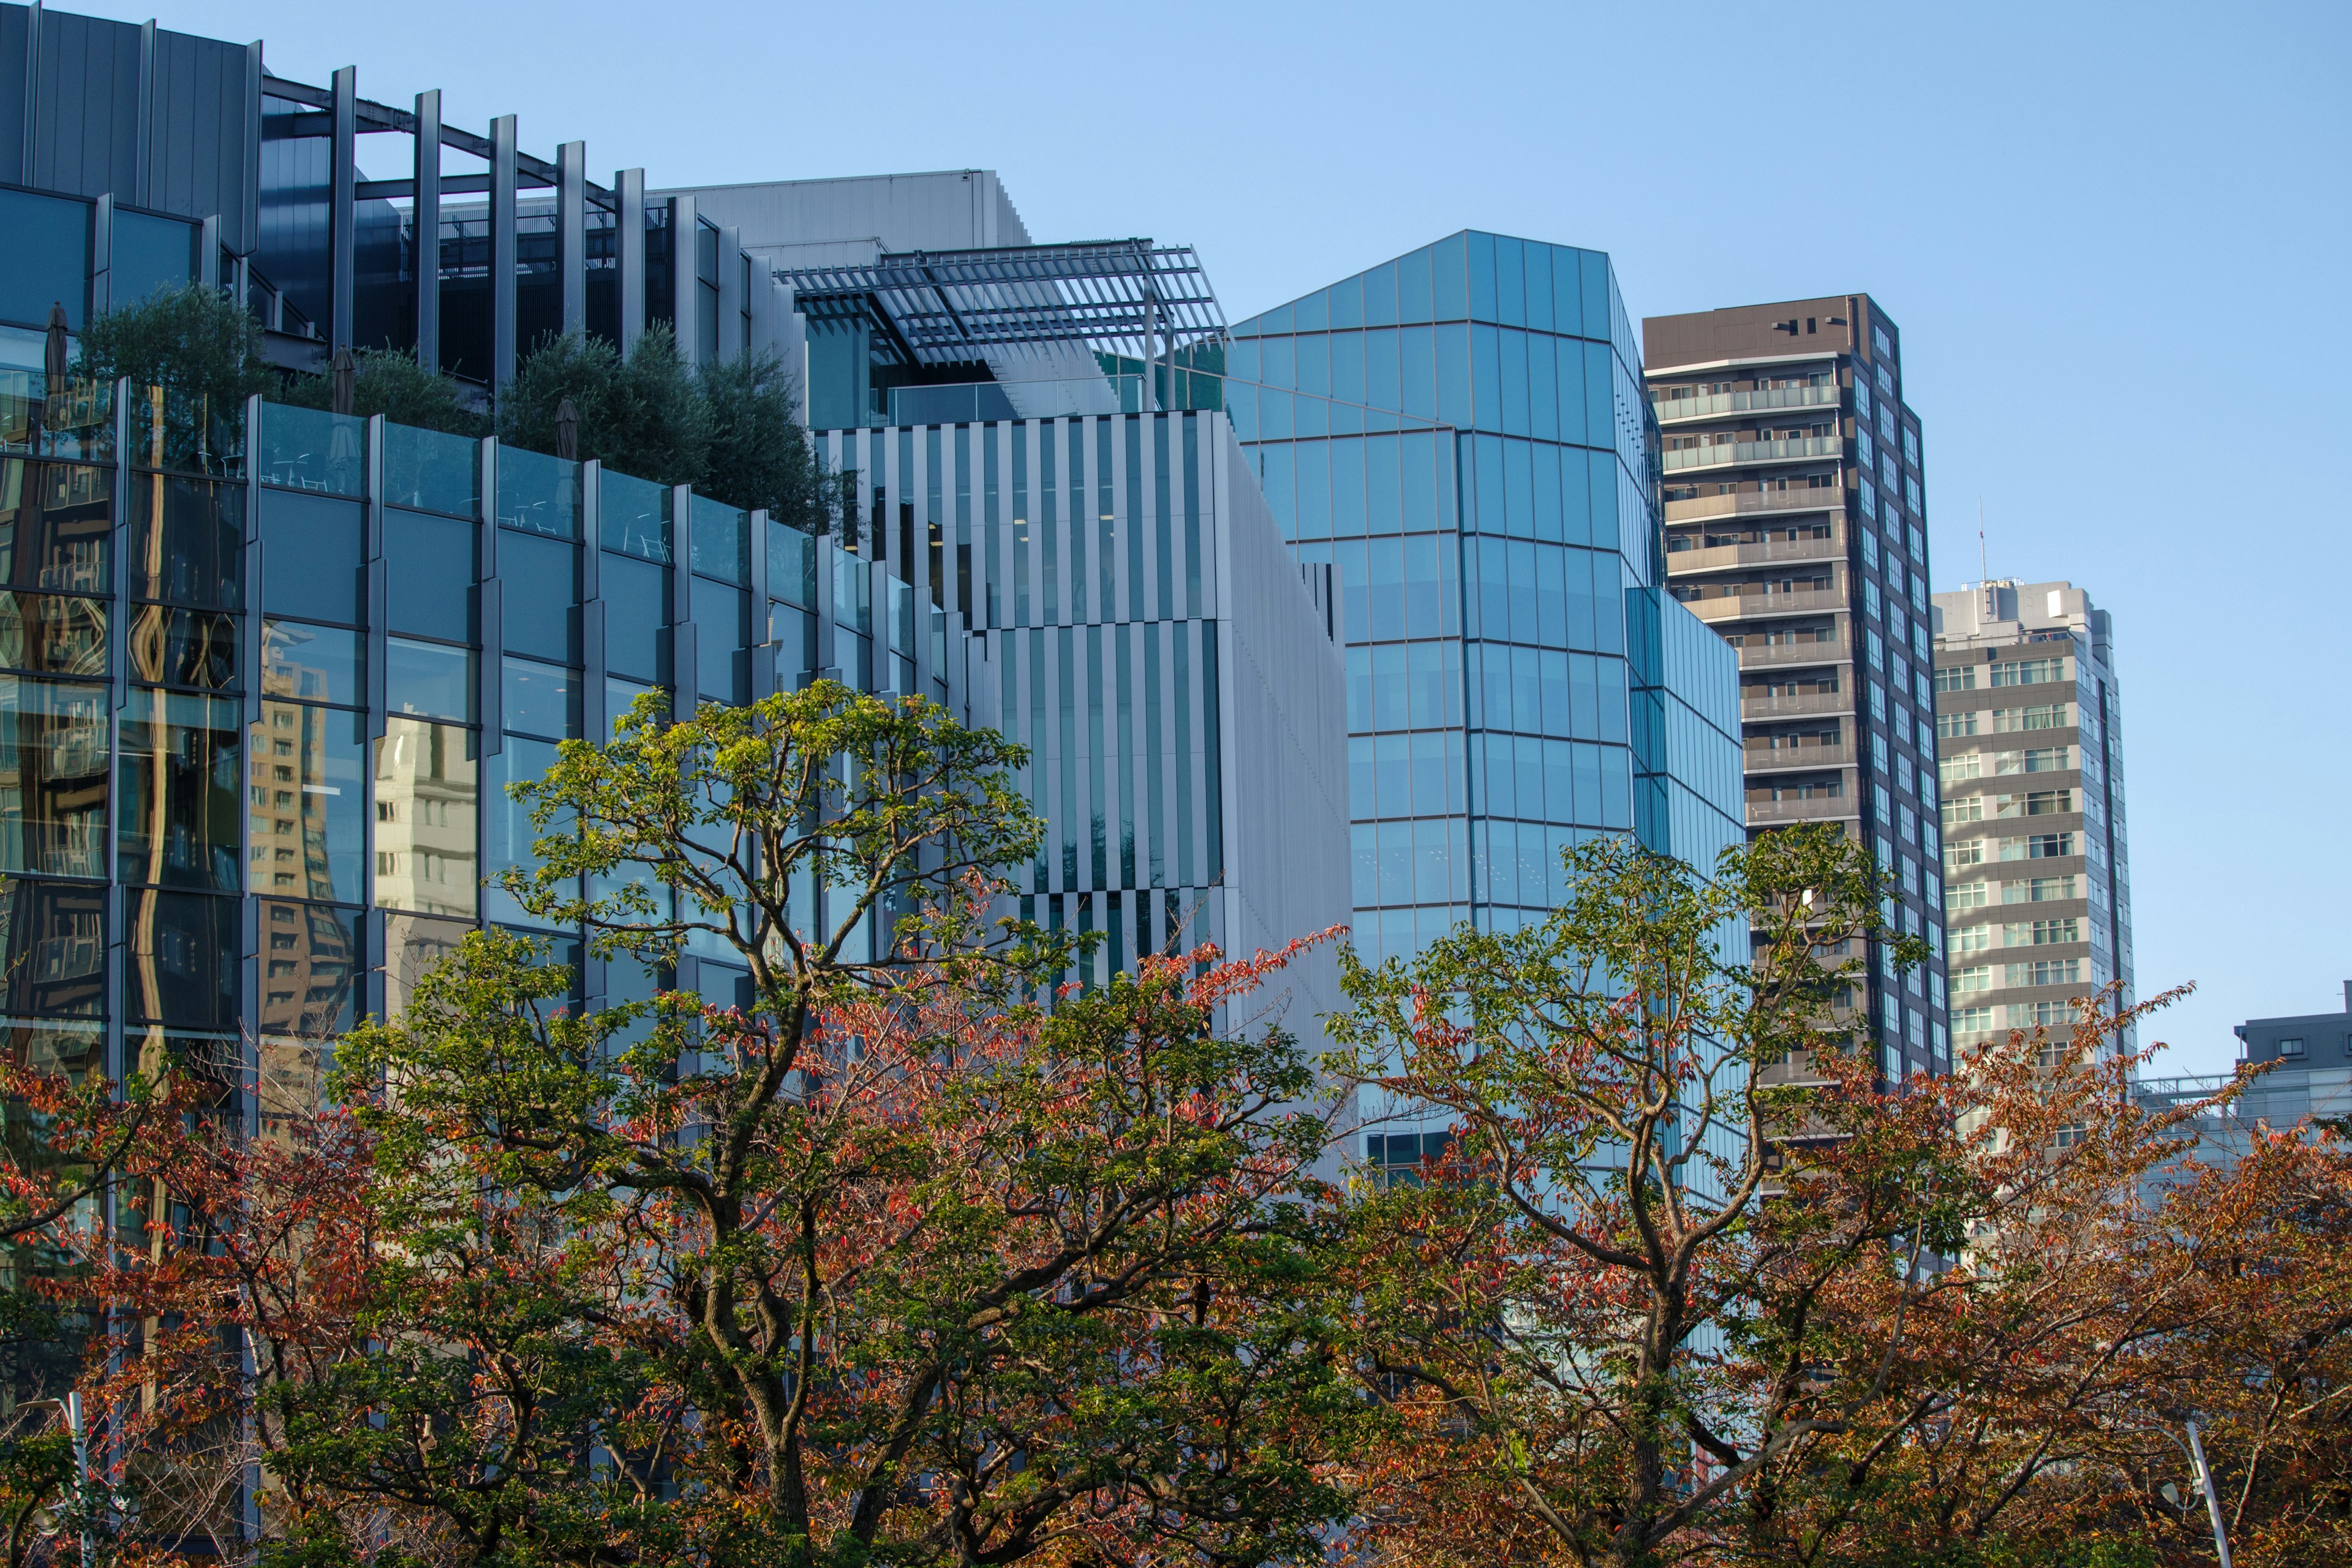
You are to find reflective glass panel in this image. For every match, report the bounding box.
[129,472,244,608]
[0,878,104,1017]
[386,636,475,723]
[387,510,477,643]
[0,677,108,878]
[497,532,578,664]
[255,402,364,497]
[251,701,365,903]
[599,554,667,684]
[125,888,239,1028]
[496,444,580,540]
[127,605,236,690]
[262,619,362,706]
[502,657,578,741]
[0,461,110,594]
[384,424,480,518]
[259,489,364,625]
[484,735,566,930]
[600,469,670,562]
[256,900,363,1042]
[0,592,105,676]
[384,911,473,1022]
[117,688,241,890]
[374,717,478,918]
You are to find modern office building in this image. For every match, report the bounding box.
[1642,297,1947,1082]
[2135,984,2352,1185]
[1207,233,1744,1175]
[0,7,1351,1115]
[1,1,801,388]
[1931,578,2133,1059]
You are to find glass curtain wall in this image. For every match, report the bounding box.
[1224,231,1665,967]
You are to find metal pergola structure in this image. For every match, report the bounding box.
[772,239,1227,367]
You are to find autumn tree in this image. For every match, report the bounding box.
[1324,824,1921,1568]
[62,680,1354,1568]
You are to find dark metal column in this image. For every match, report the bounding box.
[558,140,587,338]
[616,169,645,353]
[669,486,696,720]
[330,66,356,350]
[133,20,154,208]
[89,192,113,314]
[670,194,698,364]
[18,1,39,186]
[478,440,502,760]
[490,115,518,394]
[413,90,442,373]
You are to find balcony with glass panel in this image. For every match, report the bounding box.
[1662,486,1845,524]
[1664,532,1842,576]
[1650,384,1841,424]
[1662,435,1842,472]
[1682,585,1845,624]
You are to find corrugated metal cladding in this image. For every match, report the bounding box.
[815,410,1352,1006]
[2,4,257,249]
[819,413,1228,914]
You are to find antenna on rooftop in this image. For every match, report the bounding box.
[1978,496,1987,586]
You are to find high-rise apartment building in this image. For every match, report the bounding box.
[1642,297,1947,1081]
[1929,579,2133,1058]
[0,7,1351,1124]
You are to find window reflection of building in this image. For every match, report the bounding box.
[257,900,357,1042]
[373,717,477,919]
[0,878,105,1020]
[0,676,108,879]
[0,461,112,595]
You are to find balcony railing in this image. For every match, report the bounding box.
[1651,384,1841,423]
[1662,435,1843,472]
[1744,740,1854,774]
[1665,532,1841,575]
[1663,486,1845,524]
[1736,634,1850,668]
[1685,587,1845,623]
[1740,688,1847,722]
[1746,794,1858,825]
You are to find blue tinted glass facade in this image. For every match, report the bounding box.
[1229,232,1738,965]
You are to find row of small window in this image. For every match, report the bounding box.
[1942,790,2085,828]
[1939,747,2072,783]
[1937,704,2070,738]
[1351,811,1632,914]
[1950,1001,2088,1037]
[1945,832,2084,870]
[1935,655,2068,694]
[1946,875,2081,913]
[1953,918,2084,953]
[1952,959,2087,993]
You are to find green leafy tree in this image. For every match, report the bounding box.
[1325,825,1930,1568]
[697,348,850,532]
[214,683,1354,1567]
[278,347,488,436]
[74,281,272,411]
[496,326,709,486]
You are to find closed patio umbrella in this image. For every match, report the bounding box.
[330,345,357,416]
[556,396,579,462]
[42,302,68,432]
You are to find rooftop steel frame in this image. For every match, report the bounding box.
[773,239,1226,364]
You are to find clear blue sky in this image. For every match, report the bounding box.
[80,0,2350,1074]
